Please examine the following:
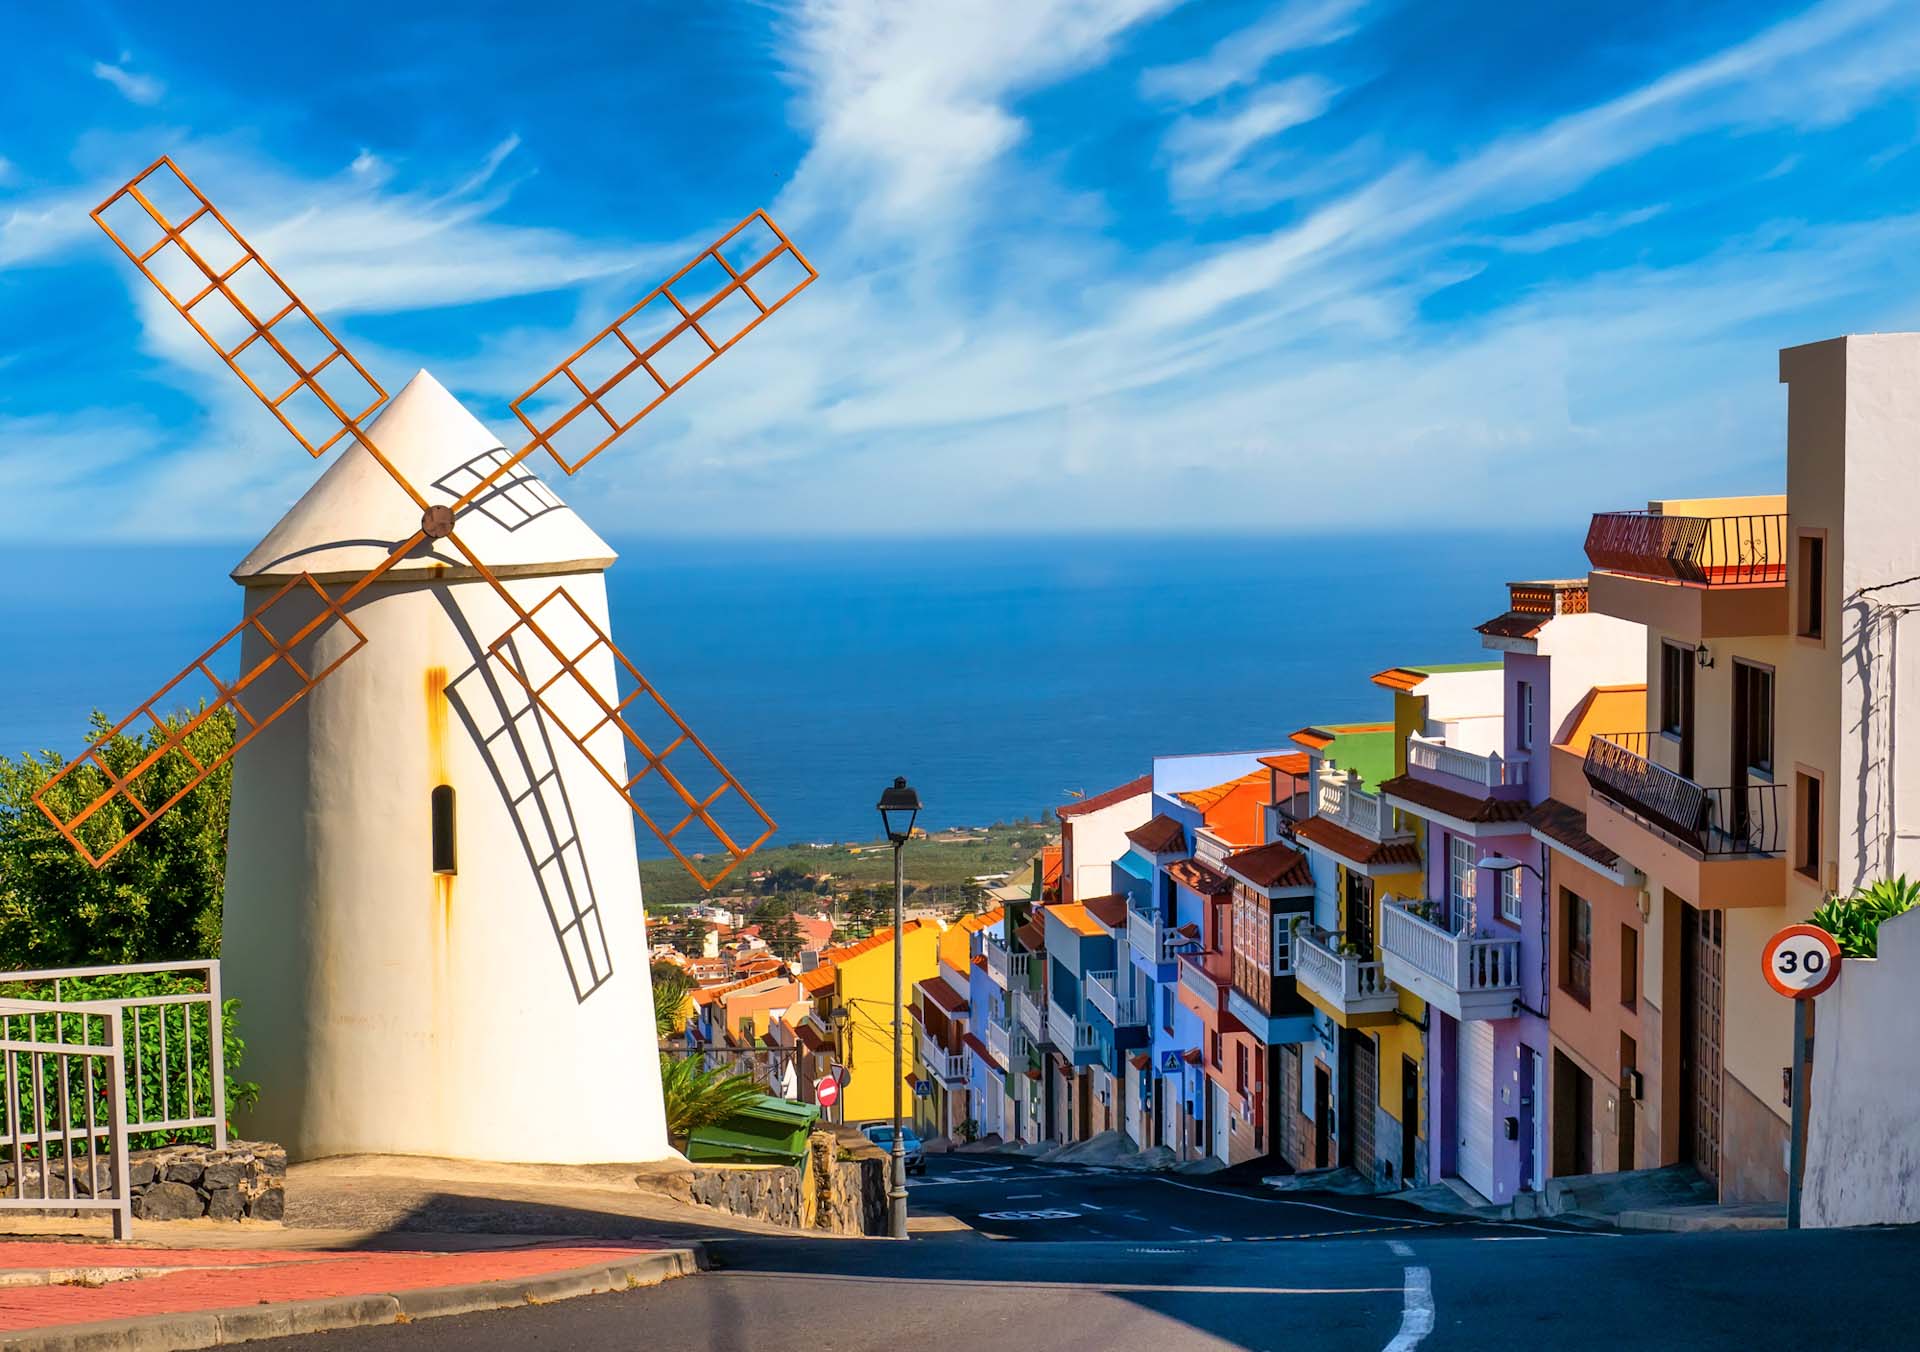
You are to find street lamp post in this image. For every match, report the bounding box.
[877,775,922,1242]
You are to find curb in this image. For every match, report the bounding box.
[1,1246,704,1351]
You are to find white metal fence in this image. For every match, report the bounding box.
[0,960,231,1241]
[0,998,132,1239]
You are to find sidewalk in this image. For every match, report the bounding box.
[0,1237,699,1348]
[0,1152,812,1349]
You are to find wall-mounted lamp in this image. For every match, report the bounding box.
[1695,643,1715,670]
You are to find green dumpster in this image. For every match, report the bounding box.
[684,1095,821,1165]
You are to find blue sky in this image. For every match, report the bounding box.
[4,0,1920,541]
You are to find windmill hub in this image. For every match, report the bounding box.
[421,504,455,539]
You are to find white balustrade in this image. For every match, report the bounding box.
[1406,735,1527,790]
[1293,927,1398,1016]
[1378,899,1520,1020]
[1127,906,1179,966]
[1314,769,1405,842]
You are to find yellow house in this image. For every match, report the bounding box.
[801,921,942,1125]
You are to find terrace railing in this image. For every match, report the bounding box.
[1406,735,1527,791]
[1379,900,1520,999]
[1314,770,1408,843]
[1584,732,1785,856]
[1585,511,1787,586]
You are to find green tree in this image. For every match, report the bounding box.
[651,960,695,1039]
[762,910,804,959]
[0,706,234,968]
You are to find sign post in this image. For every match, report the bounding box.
[1762,923,1841,1230]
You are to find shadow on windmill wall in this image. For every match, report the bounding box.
[438,588,618,1005]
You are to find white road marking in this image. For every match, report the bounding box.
[1171,1225,1197,1235]
[1487,1220,1621,1238]
[1387,1240,1414,1258]
[1009,1193,1043,1199]
[1151,1176,1442,1226]
[1082,1202,1103,1211]
[1383,1266,1434,1351]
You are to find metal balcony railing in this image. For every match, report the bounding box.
[1293,925,1398,1016]
[1407,735,1527,790]
[1379,900,1520,998]
[1584,732,1785,856]
[1585,510,1787,586]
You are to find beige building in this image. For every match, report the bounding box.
[1580,333,1920,1202]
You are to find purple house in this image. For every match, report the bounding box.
[1378,582,1642,1205]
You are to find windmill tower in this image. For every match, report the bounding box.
[34,159,815,1163]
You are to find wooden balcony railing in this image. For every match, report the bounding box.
[1584,510,1787,586]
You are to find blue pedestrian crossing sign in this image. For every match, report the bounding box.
[913,1078,933,1098]
[1159,1050,1182,1075]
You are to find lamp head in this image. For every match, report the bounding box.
[878,775,922,844]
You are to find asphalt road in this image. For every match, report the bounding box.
[260,1154,1920,1351]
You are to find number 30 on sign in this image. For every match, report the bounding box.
[1762,923,1843,999]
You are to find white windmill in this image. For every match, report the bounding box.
[35,158,815,1163]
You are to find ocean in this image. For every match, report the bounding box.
[0,531,1584,851]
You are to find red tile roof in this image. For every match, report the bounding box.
[1126,814,1187,854]
[1380,775,1532,825]
[1224,840,1312,890]
[1167,858,1232,897]
[1058,773,1153,819]
[1525,797,1621,871]
[1016,918,1046,953]
[917,976,969,1015]
[1259,752,1311,775]
[1293,815,1423,870]
[1081,893,1130,930]
[1129,1053,1152,1071]
[962,1032,1001,1075]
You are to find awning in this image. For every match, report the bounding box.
[1114,851,1153,882]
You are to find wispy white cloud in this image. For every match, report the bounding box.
[1475,204,1668,255]
[91,59,164,106]
[1140,0,1367,105]
[1160,75,1339,203]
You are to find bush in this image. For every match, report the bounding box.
[1810,876,1920,959]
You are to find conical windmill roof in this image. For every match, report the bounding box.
[232,370,616,585]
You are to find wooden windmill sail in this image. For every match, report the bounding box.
[34,157,813,890]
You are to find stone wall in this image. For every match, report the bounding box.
[131,1141,286,1221]
[685,1127,887,1236]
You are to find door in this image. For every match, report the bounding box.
[1552,1050,1594,1177]
[1400,1057,1420,1186]
[1456,1020,1496,1199]
[1280,1043,1305,1168]
[1312,1062,1332,1169]
[1211,1080,1232,1163]
[1518,1046,1540,1192]
[1345,870,1375,954]
[1681,906,1724,1183]
[1152,1076,1165,1150]
[1352,1034,1378,1181]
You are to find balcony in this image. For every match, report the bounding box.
[1586,506,1789,638]
[919,1030,969,1087]
[1086,969,1149,1028]
[1313,769,1413,845]
[1177,949,1232,1017]
[985,931,1031,989]
[1584,732,1787,908]
[1127,901,1182,971]
[1378,898,1521,1021]
[1047,996,1101,1066]
[986,1005,1012,1066]
[1406,734,1527,793]
[1015,988,1047,1045]
[1293,925,1400,1024]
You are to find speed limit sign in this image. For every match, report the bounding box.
[1762,923,1842,999]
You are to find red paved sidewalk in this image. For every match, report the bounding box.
[0,1239,663,1333]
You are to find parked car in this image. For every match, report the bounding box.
[861,1123,927,1174]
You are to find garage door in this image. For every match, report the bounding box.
[1457,1020,1496,1200]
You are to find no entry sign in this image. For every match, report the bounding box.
[814,1074,840,1108]
[1763,923,1843,999]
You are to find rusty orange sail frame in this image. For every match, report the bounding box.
[35,156,816,888]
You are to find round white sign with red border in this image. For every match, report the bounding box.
[1762,923,1842,999]
[814,1074,840,1108]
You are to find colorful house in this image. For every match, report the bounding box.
[799,921,940,1126]
[1288,719,1427,1182]
[912,908,1003,1143]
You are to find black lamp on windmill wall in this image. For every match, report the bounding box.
[431,785,457,876]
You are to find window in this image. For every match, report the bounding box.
[1448,835,1477,923]
[1499,867,1522,925]
[1210,1030,1223,1068]
[1620,924,1639,1010]
[1797,771,1823,880]
[1272,913,1297,974]
[1797,531,1826,640]
[1235,1042,1249,1094]
[1161,986,1175,1034]
[1660,642,1689,737]
[1734,660,1774,775]
[1515,680,1535,751]
[1562,890,1592,1004]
